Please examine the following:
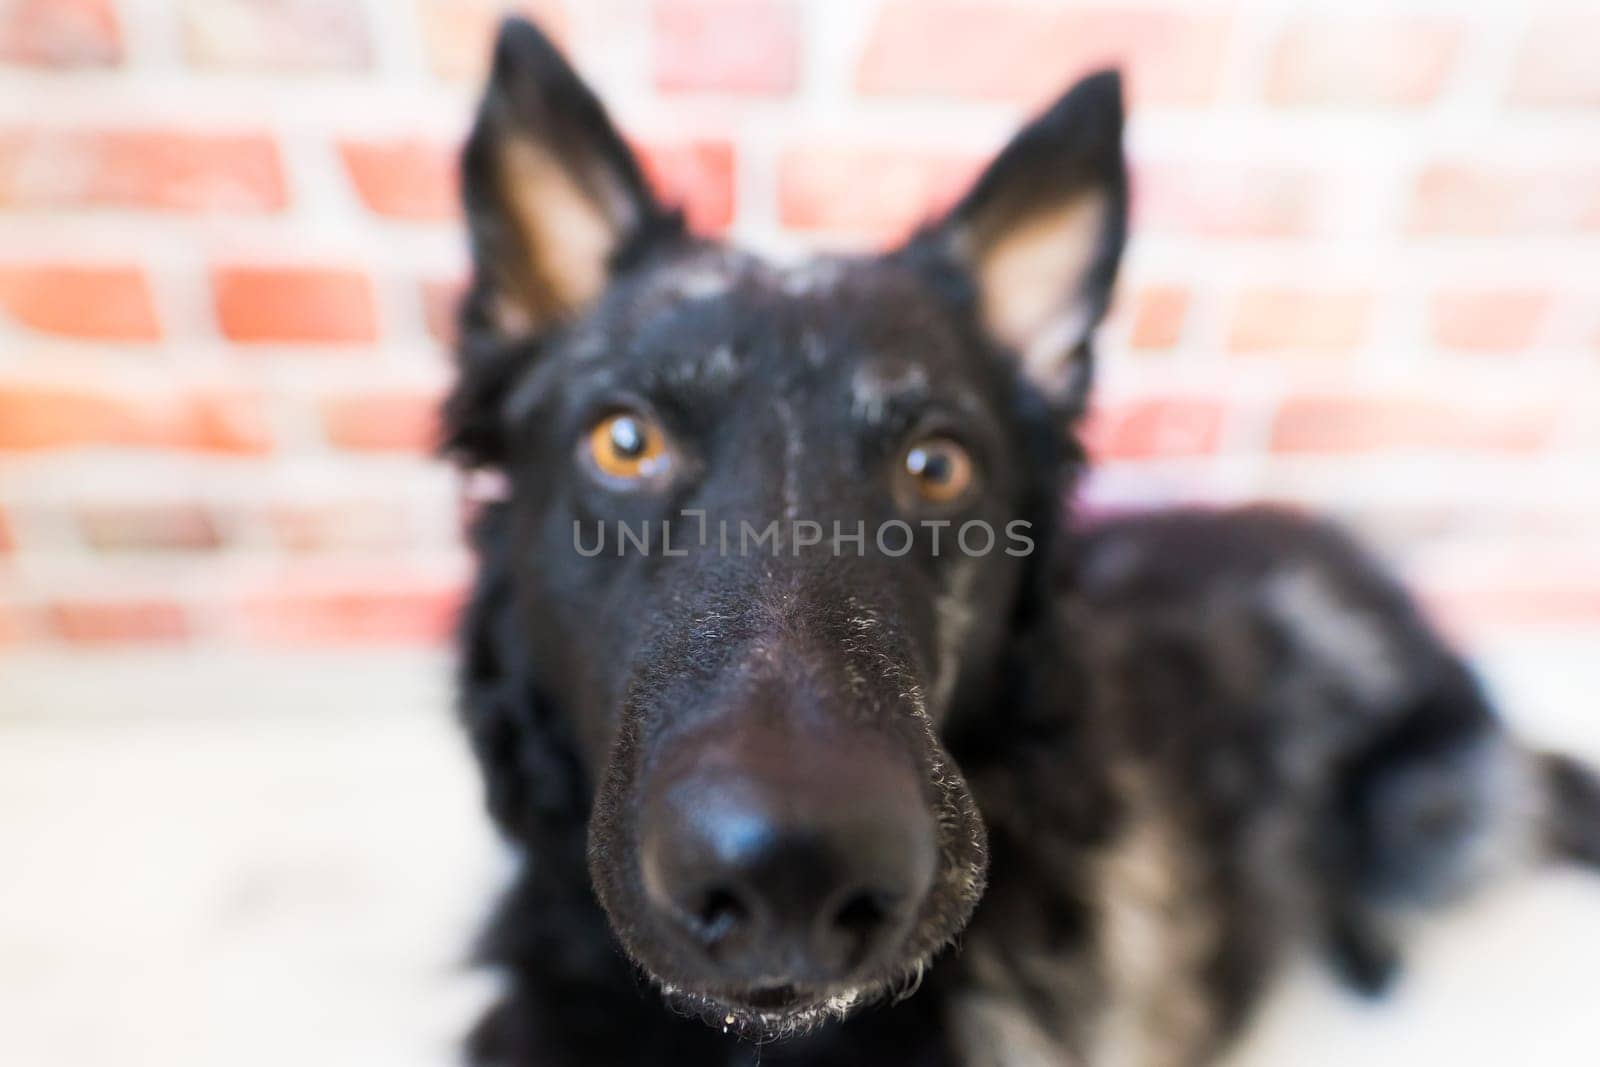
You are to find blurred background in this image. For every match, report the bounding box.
[1,1,1597,1064]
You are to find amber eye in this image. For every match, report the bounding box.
[585,411,672,485]
[898,437,977,507]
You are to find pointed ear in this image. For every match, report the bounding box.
[459,17,680,338]
[923,70,1128,412]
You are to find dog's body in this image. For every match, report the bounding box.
[446,20,1600,1067]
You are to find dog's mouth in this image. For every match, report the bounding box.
[649,903,963,1039]
[738,982,808,1010]
[658,978,878,1040]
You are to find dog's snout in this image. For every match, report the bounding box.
[638,728,937,988]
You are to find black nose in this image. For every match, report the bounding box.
[638,729,937,987]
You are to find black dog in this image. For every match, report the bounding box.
[443,18,1600,1066]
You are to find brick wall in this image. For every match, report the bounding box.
[0,0,1597,650]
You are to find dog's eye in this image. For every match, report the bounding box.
[898,437,976,507]
[585,412,672,485]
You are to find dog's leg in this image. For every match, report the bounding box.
[1321,897,1401,995]
[1323,661,1537,994]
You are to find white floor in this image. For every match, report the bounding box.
[2,642,1598,1066]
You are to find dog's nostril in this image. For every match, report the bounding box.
[831,890,891,936]
[692,886,750,942]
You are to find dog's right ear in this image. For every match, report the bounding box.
[447,18,682,467]
[909,70,1128,417]
[461,18,675,337]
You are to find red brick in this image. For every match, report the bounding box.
[1135,163,1318,238]
[1408,165,1600,237]
[1270,395,1553,454]
[858,3,1229,108]
[212,266,377,345]
[1411,548,1600,636]
[1084,398,1226,460]
[48,599,191,644]
[1430,289,1549,352]
[1126,285,1189,350]
[1265,17,1460,108]
[0,0,121,66]
[638,139,737,233]
[0,602,23,645]
[417,0,569,81]
[338,139,459,222]
[321,389,442,453]
[0,129,287,214]
[778,146,981,240]
[181,0,371,72]
[654,0,799,95]
[236,577,464,644]
[0,383,271,453]
[0,266,159,342]
[1425,580,1600,633]
[1229,288,1371,354]
[79,505,222,553]
[1509,16,1600,109]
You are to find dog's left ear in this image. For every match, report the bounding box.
[446,18,683,468]
[918,70,1128,413]
[460,17,678,338]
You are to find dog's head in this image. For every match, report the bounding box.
[447,18,1125,1039]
